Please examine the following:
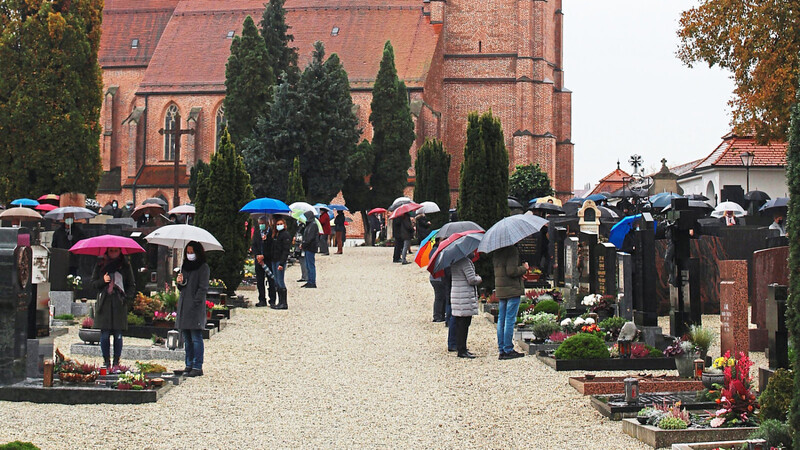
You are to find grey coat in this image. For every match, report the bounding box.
[92,259,135,330]
[450,258,482,317]
[175,263,210,330]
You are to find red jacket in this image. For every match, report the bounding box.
[319,213,332,235]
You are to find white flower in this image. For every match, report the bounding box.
[585,318,595,325]
[574,317,586,326]
[560,318,572,327]
[710,417,725,428]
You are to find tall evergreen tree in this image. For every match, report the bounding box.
[369,41,416,208]
[188,159,209,203]
[0,0,103,201]
[194,128,254,294]
[286,156,305,204]
[259,0,299,85]
[342,140,376,242]
[224,15,274,148]
[294,42,360,203]
[785,72,800,447]
[414,139,451,229]
[508,163,553,206]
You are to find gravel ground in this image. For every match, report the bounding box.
[0,246,756,449]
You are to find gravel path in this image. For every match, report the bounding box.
[0,246,742,449]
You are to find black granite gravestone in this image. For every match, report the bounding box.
[0,228,32,385]
[564,236,579,308]
[617,252,633,320]
[766,284,788,370]
[550,226,567,286]
[633,213,658,327]
[593,242,618,296]
[666,198,703,337]
[578,232,598,296]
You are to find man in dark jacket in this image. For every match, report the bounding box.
[416,214,431,243]
[318,209,331,255]
[399,213,415,264]
[52,215,85,276]
[334,210,346,254]
[392,218,403,263]
[250,216,271,307]
[301,210,319,288]
[368,213,381,246]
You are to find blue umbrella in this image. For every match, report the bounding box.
[419,228,440,249]
[240,198,290,215]
[10,198,39,207]
[586,193,607,202]
[608,214,657,249]
[567,197,585,204]
[650,192,683,209]
[328,204,349,212]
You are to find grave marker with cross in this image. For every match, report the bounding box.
[159,113,195,208]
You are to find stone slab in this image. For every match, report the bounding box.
[0,377,175,404]
[750,247,788,329]
[536,354,677,371]
[621,418,756,449]
[70,343,186,361]
[123,325,213,340]
[568,376,703,396]
[49,327,69,338]
[70,300,94,317]
[592,392,717,420]
[49,291,73,316]
[719,260,749,356]
[518,340,559,355]
[671,440,764,450]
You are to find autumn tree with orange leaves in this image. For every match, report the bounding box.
[678,1,800,142]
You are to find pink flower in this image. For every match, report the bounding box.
[710,417,725,428]
[714,408,727,416]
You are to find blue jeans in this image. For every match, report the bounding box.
[497,297,521,354]
[305,251,316,284]
[182,329,204,370]
[100,330,122,363]
[445,302,457,350]
[270,261,286,289]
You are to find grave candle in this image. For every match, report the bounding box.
[624,378,639,403]
[693,359,704,379]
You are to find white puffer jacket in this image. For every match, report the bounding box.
[450,258,481,317]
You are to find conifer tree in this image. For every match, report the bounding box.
[369,41,416,208]
[224,15,274,148]
[508,163,553,206]
[785,73,800,447]
[194,128,254,294]
[0,0,103,201]
[188,160,209,203]
[414,139,451,229]
[286,156,305,204]
[259,0,299,85]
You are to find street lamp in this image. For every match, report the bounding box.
[739,151,755,192]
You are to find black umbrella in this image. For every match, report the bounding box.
[567,197,585,204]
[508,197,524,209]
[563,202,581,216]
[609,186,646,198]
[685,194,709,201]
[530,202,565,214]
[143,197,169,209]
[759,197,789,214]
[660,200,714,214]
[438,220,484,239]
[744,190,770,202]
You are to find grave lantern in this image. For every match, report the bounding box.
[693,358,704,379]
[623,377,639,403]
[166,330,180,350]
[618,339,632,359]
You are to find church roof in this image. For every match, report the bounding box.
[589,166,630,195]
[99,0,179,68]
[692,131,787,170]
[127,0,439,94]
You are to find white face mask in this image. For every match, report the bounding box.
[277,225,285,231]
[65,218,74,226]
[186,253,197,261]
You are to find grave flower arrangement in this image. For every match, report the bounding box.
[81,317,94,329]
[135,361,167,374]
[115,371,148,390]
[520,312,560,342]
[211,304,228,311]
[153,286,178,313]
[649,402,691,429]
[560,317,594,333]
[66,274,82,291]
[53,349,98,383]
[209,279,227,290]
[701,352,759,428]
[153,311,176,322]
[132,292,163,323]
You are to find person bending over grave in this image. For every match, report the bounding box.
[176,242,210,377]
[91,247,135,368]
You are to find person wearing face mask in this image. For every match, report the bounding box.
[52,214,86,275]
[769,214,787,236]
[251,216,270,307]
[110,200,122,218]
[175,242,210,377]
[91,247,135,368]
[269,218,292,309]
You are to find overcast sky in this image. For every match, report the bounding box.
[563,0,736,190]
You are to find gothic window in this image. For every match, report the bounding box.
[215,106,227,152]
[164,105,178,160]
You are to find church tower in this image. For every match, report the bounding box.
[431,0,574,198]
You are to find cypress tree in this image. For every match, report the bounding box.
[224,15,274,148]
[369,41,416,208]
[0,0,103,201]
[286,156,305,204]
[259,0,299,85]
[785,73,800,447]
[188,159,209,203]
[194,128,254,295]
[414,139,451,229]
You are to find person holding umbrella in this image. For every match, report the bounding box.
[91,247,135,368]
[318,207,331,256]
[251,216,272,307]
[450,252,482,358]
[492,244,528,360]
[334,210,346,254]
[301,211,319,288]
[368,213,381,246]
[269,217,292,309]
[399,212,415,264]
[769,213,787,236]
[175,241,210,377]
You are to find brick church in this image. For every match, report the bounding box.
[96,0,573,209]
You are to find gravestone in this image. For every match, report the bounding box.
[665,198,703,337]
[766,284,788,370]
[0,228,32,385]
[48,248,70,291]
[578,232,598,296]
[517,233,543,269]
[719,260,749,357]
[550,226,567,287]
[750,247,788,352]
[617,252,633,321]
[578,200,601,235]
[593,242,617,296]
[633,214,658,327]
[564,236,579,308]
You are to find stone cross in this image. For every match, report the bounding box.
[159,112,195,208]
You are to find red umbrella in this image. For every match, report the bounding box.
[389,202,421,220]
[34,203,58,212]
[368,207,387,215]
[38,194,60,206]
[427,230,484,278]
[69,234,145,256]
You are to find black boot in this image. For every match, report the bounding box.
[104,358,111,368]
[275,288,288,310]
[113,357,120,367]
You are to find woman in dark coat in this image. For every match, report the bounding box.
[269,217,292,309]
[91,247,136,368]
[175,241,210,377]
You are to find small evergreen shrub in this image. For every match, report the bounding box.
[0,442,39,450]
[554,333,610,360]
[127,312,145,327]
[53,314,74,321]
[759,368,793,422]
[532,321,561,341]
[748,419,792,449]
[533,299,559,315]
[658,416,688,430]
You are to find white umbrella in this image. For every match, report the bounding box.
[289,202,316,215]
[417,201,440,215]
[0,207,42,222]
[168,204,195,215]
[477,214,548,254]
[44,206,97,221]
[145,224,224,251]
[711,201,746,218]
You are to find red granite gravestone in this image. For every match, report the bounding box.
[719,260,749,357]
[749,247,788,352]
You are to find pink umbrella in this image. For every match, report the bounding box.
[34,203,58,212]
[368,207,387,215]
[69,234,146,256]
[389,202,421,220]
